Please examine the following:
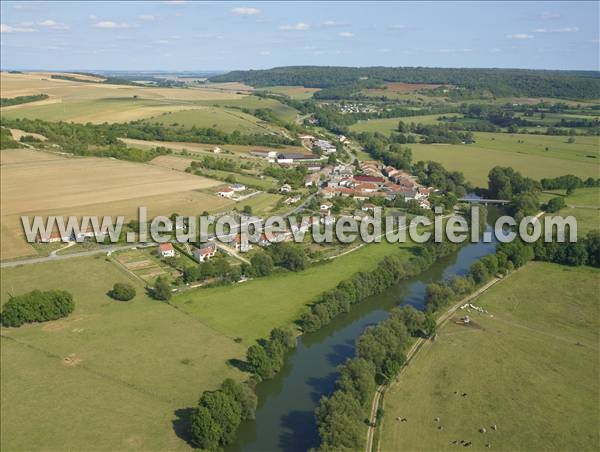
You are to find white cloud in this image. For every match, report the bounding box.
[279,23,310,31]
[88,15,98,20]
[439,48,473,53]
[1,23,37,33]
[377,48,391,53]
[321,20,339,27]
[164,0,186,4]
[138,15,155,21]
[540,12,560,20]
[389,24,406,30]
[489,48,502,53]
[534,26,579,33]
[231,7,261,16]
[94,21,130,29]
[259,50,271,55]
[156,39,169,44]
[506,33,534,40]
[338,31,354,38]
[38,19,70,30]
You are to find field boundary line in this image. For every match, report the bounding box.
[0,334,177,405]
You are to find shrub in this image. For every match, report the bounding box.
[108,282,136,301]
[1,290,74,327]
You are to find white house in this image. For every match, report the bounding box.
[213,146,222,154]
[194,242,217,262]
[158,243,175,258]
[231,183,246,192]
[233,234,252,252]
[217,187,235,198]
[320,202,333,214]
[280,183,292,193]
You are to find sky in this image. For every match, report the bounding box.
[1,1,598,71]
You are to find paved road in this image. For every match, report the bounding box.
[0,243,152,268]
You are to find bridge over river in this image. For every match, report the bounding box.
[458,198,510,205]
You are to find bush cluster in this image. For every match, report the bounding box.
[1,290,74,327]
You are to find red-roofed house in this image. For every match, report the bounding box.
[158,243,175,258]
[194,242,217,262]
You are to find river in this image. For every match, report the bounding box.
[229,209,501,452]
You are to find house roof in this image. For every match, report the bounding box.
[219,187,234,193]
[159,243,174,252]
[354,175,385,183]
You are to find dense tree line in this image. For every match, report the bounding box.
[540,174,600,193]
[0,93,48,107]
[314,305,435,451]
[1,290,74,327]
[425,233,600,312]
[245,326,297,380]
[210,66,600,99]
[1,118,297,156]
[299,241,462,332]
[0,127,20,149]
[262,165,307,188]
[190,378,257,450]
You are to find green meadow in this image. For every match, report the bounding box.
[1,255,246,451]
[380,262,600,452]
[410,132,599,187]
[198,95,299,123]
[350,114,460,134]
[144,106,282,135]
[171,241,413,342]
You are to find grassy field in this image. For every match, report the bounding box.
[410,132,599,187]
[350,114,461,134]
[0,255,246,450]
[197,95,299,123]
[1,72,247,124]
[143,106,283,135]
[0,149,231,260]
[259,86,321,100]
[380,262,600,452]
[122,137,307,158]
[539,187,600,236]
[171,241,413,343]
[237,192,285,217]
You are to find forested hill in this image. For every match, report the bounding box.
[209,66,600,99]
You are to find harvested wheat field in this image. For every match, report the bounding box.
[0,149,232,259]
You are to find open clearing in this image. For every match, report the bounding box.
[0,149,231,259]
[121,137,308,158]
[540,187,600,236]
[380,262,600,452]
[1,255,246,450]
[410,132,599,187]
[196,96,299,123]
[172,241,413,343]
[260,86,321,100]
[0,71,246,124]
[350,114,461,134]
[143,106,283,135]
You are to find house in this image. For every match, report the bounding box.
[353,175,386,186]
[74,227,105,242]
[362,203,376,212]
[320,202,333,214]
[280,183,292,193]
[419,199,432,210]
[257,233,272,247]
[304,173,321,187]
[230,183,246,192]
[233,234,252,252]
[321,187,336,199]
[35,231,70,243]
[213,146,222,154]
[159,243,175,258]
[217,187,235,198]
[193,242,217,262]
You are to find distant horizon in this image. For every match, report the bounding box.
[3,65,600,74]
[1,1,598,71]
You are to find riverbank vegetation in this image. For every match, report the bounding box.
[379,262,599,451]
